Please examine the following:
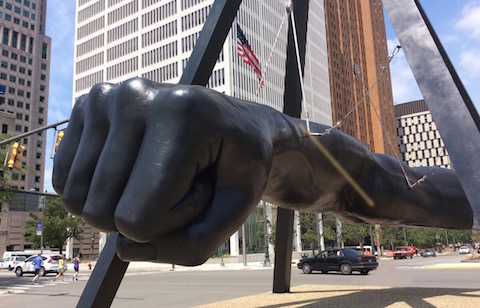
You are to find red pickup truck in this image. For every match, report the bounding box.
[393,246,414,259]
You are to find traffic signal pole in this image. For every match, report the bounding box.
[0,119,69,147]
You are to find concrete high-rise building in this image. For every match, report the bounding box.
[395,99,451,169]
[0,0,51,256]
[395,100,480,237]
[0,0,51,192]
[72,0,331,257]
[324,0,397,156]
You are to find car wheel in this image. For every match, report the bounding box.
[340,263,352,275]
[39,267,46,276]
[302,263,312,274]
[360,270,369,275]
[15,267,23,277]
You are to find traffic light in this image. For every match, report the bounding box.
[7,142,24,170]
[55,130,64,152]
[14,144,24,169]
[7,143,18,169]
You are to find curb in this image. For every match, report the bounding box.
[424,263,480,269]
[0,289,26,296]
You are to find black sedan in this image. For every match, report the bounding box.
[297,248,378,275]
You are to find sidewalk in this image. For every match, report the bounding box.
[79,259,289,272]
[79,254,480,273]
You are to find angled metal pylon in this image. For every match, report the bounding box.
[383,0,480,222]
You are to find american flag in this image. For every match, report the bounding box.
[236,24,264,87]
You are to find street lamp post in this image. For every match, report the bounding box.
[40,196,45,254]
[263,201,271,267]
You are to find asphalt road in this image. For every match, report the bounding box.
[0,252,478,307]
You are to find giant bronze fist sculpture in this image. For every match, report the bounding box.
[53,78,472,265]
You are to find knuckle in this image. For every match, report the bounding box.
[85,83,116,117]
[157,85,202,114]
[82,206,116,232]
[114,212,157,243]
[60,191,85,217]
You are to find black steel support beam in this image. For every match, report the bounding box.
[77,232,129,308]
[180,0,243,86]
[383,0,480,222]
[272,208,295,293]
[77,1,243,306]
[273,0,309,294]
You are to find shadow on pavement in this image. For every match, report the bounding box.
[197,285,480,307]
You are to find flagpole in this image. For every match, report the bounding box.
[234,18,241,99]
[233,17,248,266]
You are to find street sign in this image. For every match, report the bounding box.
[37,222,42,235]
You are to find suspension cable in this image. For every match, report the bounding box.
[254,10,289,97]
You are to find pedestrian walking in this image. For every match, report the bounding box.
[32,254,43,284]
[73,254,80,281]
[53,255,65,282]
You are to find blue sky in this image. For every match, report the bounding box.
[42,0,480,193]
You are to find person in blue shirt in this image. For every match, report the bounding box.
[32,254,43,284]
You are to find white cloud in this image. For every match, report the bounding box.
[46,0,75,125]
[387,39,423,104]
[458,49,480,79]
[44,1,76,193]
[455,3,480,39]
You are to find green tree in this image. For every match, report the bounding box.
[447,229,473,246]
[299,213,317,251]
[408,226,436,247]
[379,225,404,250]
[301,229,318,255]
[267,220,276,246]
[23,196,84,254]
[0,136,15,203]
[321,213,338,248]
[341,222,368,246]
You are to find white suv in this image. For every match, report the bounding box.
[459,246,470,254]
[14,254,62,277]
[0,256,26,271]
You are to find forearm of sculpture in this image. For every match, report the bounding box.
[53,78,472,266]
[262,115,473,229]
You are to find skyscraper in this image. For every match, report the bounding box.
[395,99,451,169]
[324,0,397,156]
[73,0,331,124]
[0,0,51,191]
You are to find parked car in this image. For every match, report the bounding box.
[459,246,470,254]
[0,256,26,271]
[297,248,378,275]
[422,248,437,257]
[393,246,414,259]
[14,254,62,277]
